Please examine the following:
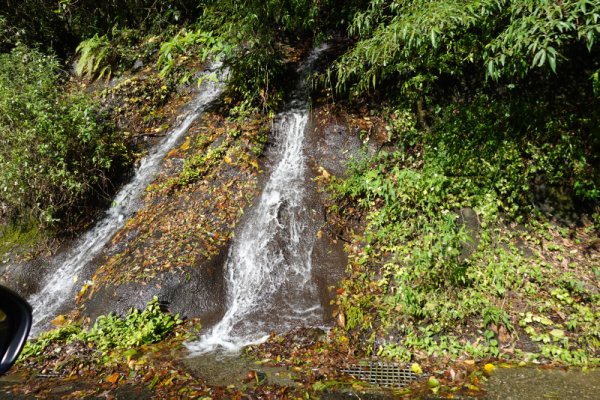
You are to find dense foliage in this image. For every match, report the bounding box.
[327,0,600,366]
[326,0,600,219]
[0,0,200,55]
[0,45,126,227]
[332,145,599,365]
[333,0,600,94]
[154,0,360,108]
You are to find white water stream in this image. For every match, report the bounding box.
[187,45,328,354]
[28,69,224,335]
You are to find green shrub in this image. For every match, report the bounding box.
[332,148,598,364]
[157,29,229,79]
[19,323,82,360]
[0,44,126,227]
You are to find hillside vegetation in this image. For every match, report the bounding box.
[0,0,598,396]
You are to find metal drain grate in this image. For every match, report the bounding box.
[341,362,419,387]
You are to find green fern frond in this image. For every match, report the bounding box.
[75,34,113,79]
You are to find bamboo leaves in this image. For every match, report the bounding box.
[333,0,600,94]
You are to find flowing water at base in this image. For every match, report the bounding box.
[187,45,329,354]
[28,70,224,335]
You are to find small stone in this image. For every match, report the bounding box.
[133,59,144,70]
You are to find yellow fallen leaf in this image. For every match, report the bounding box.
[337,312,346,328]
[224,156,233,164]
[167,149,178,158]
[410,363,423,375]
[51,315,66,327]
[318,166,331,179]
[249,160,259,170]
[180,137,191,151]
[484,363,496,374]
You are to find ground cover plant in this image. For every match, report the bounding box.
[323,78,600,369]
[311,0,600,369]
[330,146,599,365]
[20,296,182,360]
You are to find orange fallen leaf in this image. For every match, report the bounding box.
[106,372,120,384]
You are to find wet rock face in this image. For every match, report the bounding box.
[0,258,47,297]
[309,122,363,178]
[310,232,346,323]
[304,106,365,322]
[79,112,264,326]
[83,245,227,324]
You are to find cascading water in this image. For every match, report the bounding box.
[28,68,224,335]
[187,45,329,354]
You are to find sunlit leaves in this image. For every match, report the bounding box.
[485,0,600,79]
[157,29,231,79]
[75,34,113,79]
[333,0,600,95]
[0,44,125,227]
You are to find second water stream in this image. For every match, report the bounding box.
[187,45,329,354]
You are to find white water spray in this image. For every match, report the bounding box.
[187,45,328,354]
[28,68,224,335]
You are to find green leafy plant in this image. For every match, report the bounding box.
[19,323,82,360]
[330,135,598,365]
[486,0,600,79]
[75,33,113,79]
[0,44,127,228]
[332,0,600,96]
[85,296,182,350]
[19,297,182,360]
[157,29,229,80]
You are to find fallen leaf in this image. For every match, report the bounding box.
[410,363,423,375]
[51,315,66,327]
[106,372,120,384]
[428,376,440,388]
[484,363,496,375]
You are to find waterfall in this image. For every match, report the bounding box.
[187,45,329,354]
[28,67,224,335]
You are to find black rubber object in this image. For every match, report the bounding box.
[0,285,32,375]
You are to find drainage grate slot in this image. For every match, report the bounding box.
[341,362,418,387]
